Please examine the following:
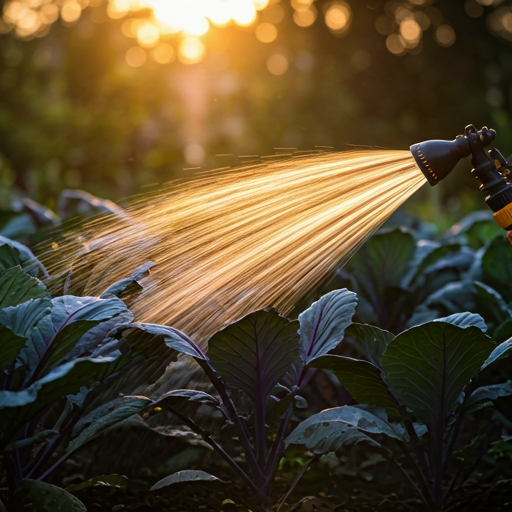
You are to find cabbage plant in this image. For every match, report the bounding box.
[287,313,512,511]
[0,237,177,505]
[137,288,357,508]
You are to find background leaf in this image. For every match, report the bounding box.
[0,236,48,278]
[481,236,512,303]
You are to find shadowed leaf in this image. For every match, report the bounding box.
[345,323,395,367]
[464,381,512,412]
[65,474,128,493]
[285,405,402,453]
[310,355,400,417]
[0,358,115,435]
[11,479,86,512]
[67,395,151,453]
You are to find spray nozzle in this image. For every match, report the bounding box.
[410,124,512,230]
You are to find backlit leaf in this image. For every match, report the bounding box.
[298,289,357,364]
[208,308,299,407]
[381,321,494,428]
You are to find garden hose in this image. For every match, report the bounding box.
[410,124,512,231]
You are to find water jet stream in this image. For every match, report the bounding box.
[42,150,426,340]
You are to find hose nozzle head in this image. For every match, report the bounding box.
[410,126,496,186]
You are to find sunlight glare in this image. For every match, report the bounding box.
[255,22,277,43]
[179,36,206,64]
[61,1,82,24]
[230,0,257,27]
[137,20,160,47]
[324,1,352,36]
[152,43,175,64]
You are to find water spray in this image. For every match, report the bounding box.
[410,124,512,230]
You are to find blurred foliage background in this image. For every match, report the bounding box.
[1,0,512,228]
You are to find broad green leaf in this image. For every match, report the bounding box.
[150,470,223,491]
[310,355,399,417]
[464,381,512,412]
[0,266,49,308]
[344,323,395,367]
[11,480,87,512]
[286,420,381,454]
[298,289,357,363]
[0,327,29,370]
[67,395,151,453]
[381,321,494,428]
[0,357,114,435]
[65,474,128,493]
[40,320,101,372]
[0,298,51,337]
[100,261,155,299]
[481,339,512,370]
[482,236,512,303]
[208,308,299,407]
[434,312,487,332]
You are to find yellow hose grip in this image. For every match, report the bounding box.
[493,202,512,229]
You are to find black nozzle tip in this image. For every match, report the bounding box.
[410,137,470,186]
[410,143,439,185]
